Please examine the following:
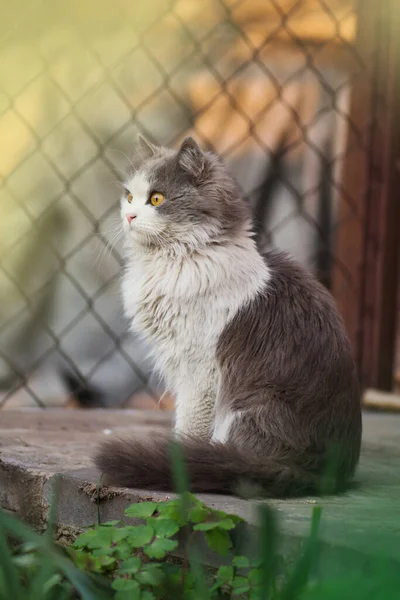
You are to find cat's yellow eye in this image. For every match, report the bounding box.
[127,192,133,203]
[150,192,164,207]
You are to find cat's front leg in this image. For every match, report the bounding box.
[174,385,216,440]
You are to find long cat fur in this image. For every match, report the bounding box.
[95,136,361,497]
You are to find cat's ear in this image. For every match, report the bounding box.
[177,137,204,180]
[137,134,159,158]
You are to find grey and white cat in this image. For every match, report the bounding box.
[95,136,361,496]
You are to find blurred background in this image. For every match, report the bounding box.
[0,0,399,411]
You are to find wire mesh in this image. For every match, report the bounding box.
[0,0,379,408]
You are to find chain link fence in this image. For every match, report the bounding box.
[0,0,391,409]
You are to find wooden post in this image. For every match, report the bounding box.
[333,0,400,390]
[359,0,400,390]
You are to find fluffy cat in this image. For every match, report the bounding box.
[95,135,361,496]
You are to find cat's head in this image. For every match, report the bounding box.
[120,136,251,251]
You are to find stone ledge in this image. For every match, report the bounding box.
[1,409,400,569]
[0,409,172,532]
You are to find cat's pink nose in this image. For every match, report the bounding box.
[126,214,136,224]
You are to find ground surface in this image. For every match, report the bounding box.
[0,409,399,565]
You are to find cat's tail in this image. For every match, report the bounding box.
[94,435,323,497]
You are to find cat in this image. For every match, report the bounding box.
[94,135,362,496]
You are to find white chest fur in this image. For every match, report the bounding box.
[121,238,269,436]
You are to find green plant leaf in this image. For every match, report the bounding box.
[112,578,140,592]
[76,553,108,575]
[73,529,99,549]
[89,540,131,560]
[115,592,139,600]
[156,499,187,526]
[126,525,154,548]
[232,576,251,594]
[117,556,141,575]
[141,592,156,600]
[74,526,128,551]
[124,502,158,519]
[135,564,165,586]
[147,517,180,538]
[114,529,131,543]
[114,541,133,561]
[99,556,116,568]
[101,520,120,527]
[144,537,178,559]
[233,556,250,569]
[214,509,244,524]
[193,518,235,531]
[248,568,261,585]
[92,547,114,557]
[205,529,232,556]
[215,565,234,587]
[113,580,141,599]
[188,505,210,523]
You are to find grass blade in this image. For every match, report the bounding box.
[258,504,277,599]
[0,517,24,600]
[188,545,212,600]
[30,561,58,600]
[96,474,104,526]
[169,438,190,497]
[0,509,109,600]
[280,506,322,600]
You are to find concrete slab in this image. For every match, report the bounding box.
[0,409,399,565]
[0,409,171,533]
[0,409,172,473]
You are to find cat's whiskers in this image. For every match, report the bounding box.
[132,222,171,252]
[94,225,124,272]
[105,179,129,188]
[143,229,168,251]
[109,148,137,173]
